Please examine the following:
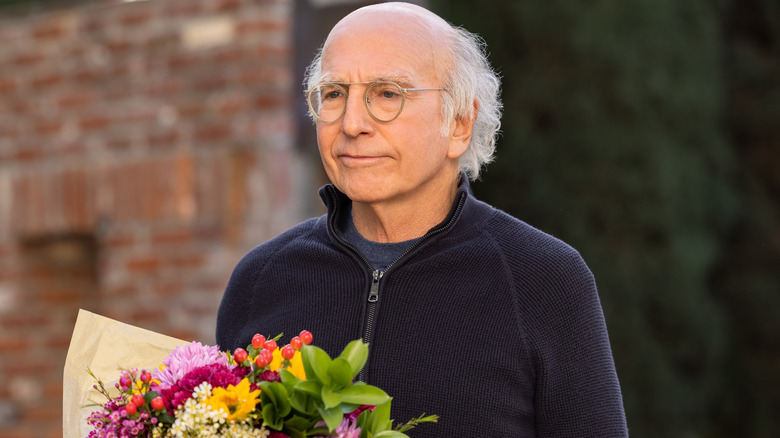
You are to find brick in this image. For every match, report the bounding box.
[0,429,35,438]
[126,256,161,273]
[147,131,180,147]
[12,52,44,67]
[79,115,112,131]
[102,233,135,248]
[165,0,203,17]
[177,102,206,118]
[119,9,154,26]
[32,15,71,40]
[15,148,45,162]
[34,120,62,135]
[236,18,288,34]
[40,290,81,304]
[57,92,93,108]
[105,39,131,54]
[0,314,52,330]
[44,333,73,349]
[171,254,205,269]
[43,382,62,398]
[19,404,60,423]
[151,230,194,245]
[0,338,29,352]
[0,78,17,94]
[194,124,231,141]
[194,76,229,92]
[32,73,62,88]
[213,47,242,63]
[168,53,200,70]
[216,0,242,12]
[216,97,247,114]
[253,95,288,109]
[156,282,184,296]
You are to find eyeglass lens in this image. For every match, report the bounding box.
[308,82,405,123]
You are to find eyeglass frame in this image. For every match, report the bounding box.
[306,81,446,123]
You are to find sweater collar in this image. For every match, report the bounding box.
[319,173,473,241]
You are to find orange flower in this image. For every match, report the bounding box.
[270,348,306,380]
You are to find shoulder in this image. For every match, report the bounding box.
[217,215,327,347]
[469,198,592,281]
[468,199,597,311]
[228,215,327,285]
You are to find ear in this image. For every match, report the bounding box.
[446,99,478,159]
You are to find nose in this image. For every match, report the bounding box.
[340,88,373,137]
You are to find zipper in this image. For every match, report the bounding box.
[326,186,467,382]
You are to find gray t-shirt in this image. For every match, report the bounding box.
[342,205,419,271]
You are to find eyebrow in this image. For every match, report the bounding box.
[319,72,416,88]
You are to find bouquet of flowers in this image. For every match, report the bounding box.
[85,331,437,438]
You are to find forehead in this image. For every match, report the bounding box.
[319,10,447,85]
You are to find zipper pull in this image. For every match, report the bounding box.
[368,270,383,303]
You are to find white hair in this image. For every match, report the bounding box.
[303,22,502,181]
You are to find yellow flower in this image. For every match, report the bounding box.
[269,348,306,380]
[206,379,260,421]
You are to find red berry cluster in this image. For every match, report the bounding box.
[117,368,165,416]
[232,330,313,370]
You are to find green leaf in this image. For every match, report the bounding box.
[364,399,392,435]
[259,381,292,429]
[286,429,306,438]
[289,391,317,415]
[283,414,314,431]
[294,380,322,397]
[317,404,343,431]
[328,357,354,388]
[374,432,409,438]
[301,345,333,385]
[262,403,283,430]
[339,384,389,406]
[321,385,342,408]
[307,426,330,436]
[337,339,369,379]
[269,383,292,417]
[279,368,300,384]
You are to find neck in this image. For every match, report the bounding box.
[351,175,459,243]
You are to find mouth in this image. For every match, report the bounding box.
[338,154,386,167]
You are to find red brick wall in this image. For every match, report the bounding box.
[0,0,317,436]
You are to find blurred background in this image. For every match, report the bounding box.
[0,0,777,437]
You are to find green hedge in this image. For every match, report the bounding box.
[431,1,779,436]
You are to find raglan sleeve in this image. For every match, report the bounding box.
[524,248,628,437]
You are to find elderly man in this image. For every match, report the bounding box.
[217,3,628,436]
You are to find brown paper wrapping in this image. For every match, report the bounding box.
[62,309,189,438]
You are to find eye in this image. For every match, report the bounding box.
[322,88,344,101]
[370,83,402,101]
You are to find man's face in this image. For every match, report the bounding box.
[314,11,464,208]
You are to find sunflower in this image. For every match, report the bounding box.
[205,379,260,421]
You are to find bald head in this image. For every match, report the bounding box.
[318,3,453,85]
[327,2,453,46]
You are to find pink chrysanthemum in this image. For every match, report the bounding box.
[152,341,227,391]
[312,414,362,438]
[332,418,361,438]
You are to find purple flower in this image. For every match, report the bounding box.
[312,417,361,438]
[153,342,226,391]
[87,396,151,438]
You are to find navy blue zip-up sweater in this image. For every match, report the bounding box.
[216,180,628,437]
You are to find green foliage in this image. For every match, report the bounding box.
[261,340,437,437]
[431,0,779,436]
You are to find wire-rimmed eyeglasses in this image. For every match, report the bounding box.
[306,81,445,123]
